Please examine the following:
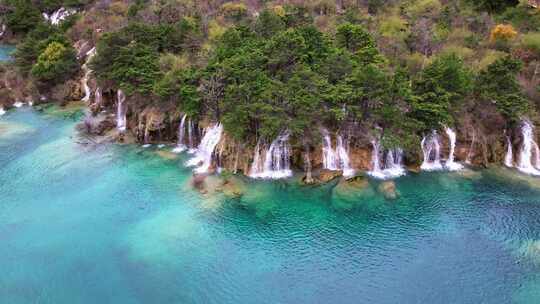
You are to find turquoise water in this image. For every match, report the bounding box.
[1,108,540,303]
[0,44,15,61]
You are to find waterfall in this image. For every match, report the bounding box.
[187,119,196,153]
[321,128,353,176]
[43,7,76,25]
[185,123,223,174]
[504,135,513,167]
[368,140,385,179]
[444,127,463,171]
[0,107,5,116]
[172,114,188,153]
[249,142,264,177]
[368,139,406,179]
[81,48,96,102]
[94,88,102,106]
[321,129,339,170]
[0,24,6,38]
[249,132,292,179]
[13,101,23,108]
[116,90,127,132]
[517,121,540,175]
[466,130,476,164]
[420,131,443,171]
[336,135,354,177]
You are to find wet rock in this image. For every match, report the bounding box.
[301,174,316,185]
[318,169,343,183]
[377,180,399,200]
[407,165,421,174]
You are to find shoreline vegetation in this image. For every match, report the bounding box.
[2,0,540,183]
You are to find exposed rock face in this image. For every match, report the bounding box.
[80,112,116,135]
[349,147,372,171]
[138,107,166,143]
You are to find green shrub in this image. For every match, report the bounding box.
[31,41,78,84]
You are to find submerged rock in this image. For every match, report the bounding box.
[220,176,246,198]
[331,174,374,210]
[377,181,399,200]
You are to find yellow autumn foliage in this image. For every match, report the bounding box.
[489,24,518,43]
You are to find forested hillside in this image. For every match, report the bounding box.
[2,0,540,176]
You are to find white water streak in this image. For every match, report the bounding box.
[185,123,223,174]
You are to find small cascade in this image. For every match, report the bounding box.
[420,131,443,171]
[466,130,476,164]
[517,121,540,175]
[368,139,406,179]
[249,142,264,176]
[384,148,406,177]
[43,7,76,25]
[321,129,339,170]
[185,123,223,174]
[187,119,196,153]
[0,107,5,116]
[94,88,102,106]
[335,135,354,177]
[505,135,513,167]
[172,114,188,153]
[444,127,463,171]
[13,101,23,108]
[116,90,127,132]
[81,48,96,102]
[249,132,292,179]
[368,140,385,179]
[0,24,6,38]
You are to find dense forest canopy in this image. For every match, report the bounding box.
[2,0,540,155]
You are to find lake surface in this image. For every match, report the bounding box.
[0,44,15,61]
[1,108,540,304]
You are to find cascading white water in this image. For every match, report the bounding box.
[336,135,354,177]
[321,129,339,170]
[421,131,443,171]
[505,135,513,167]
[249,132,292,179]
[185,123,223,174]
[249,142,264,176]
[517,121,540,175]
[172,114,188,153]
[187,119,196,153]
[81,48,96,102]
[368,140,385,179]
[94,88,102,105]
[13,101,23,108]
[0,24,6,38]
[116,90,127,132]
[368,139,406,179]
[385,148,406,178]
[466,131,475,164]
[0,107,5,116]
[43,7,76,25]
[444,127,463,171]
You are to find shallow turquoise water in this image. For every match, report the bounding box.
[0,44,15,61]
[1,108,540,303]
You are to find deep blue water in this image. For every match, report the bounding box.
[1,108,540,303]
